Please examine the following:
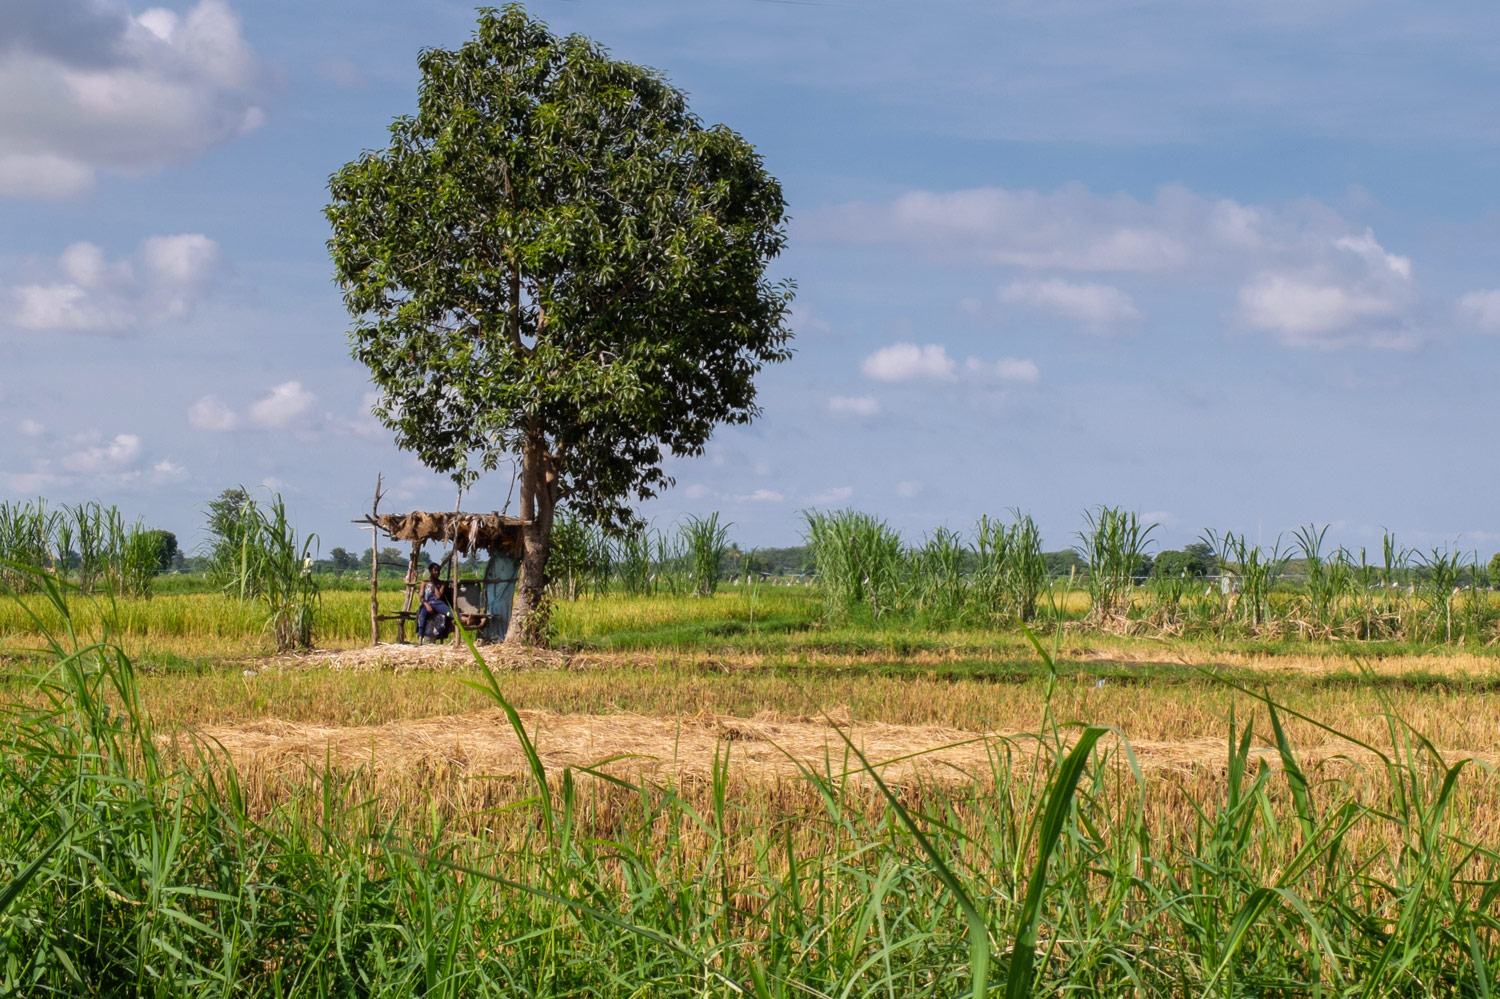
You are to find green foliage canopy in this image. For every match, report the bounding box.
[204,487,254,582]
[1154,542,1217,579]
[324,5,794,532]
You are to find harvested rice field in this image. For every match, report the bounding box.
[178,699,1500,789]
[155,633,1500,759]
[8,582,1500,995]
[18,590,1497,802]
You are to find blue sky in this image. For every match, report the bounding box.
[3,0,1499,556]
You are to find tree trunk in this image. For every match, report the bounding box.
[507,433,559,646]
[368,474,383,646]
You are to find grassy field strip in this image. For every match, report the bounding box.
[174,706,1500,784]
[124,661,1500,755]
[237,640,1500,684]
[177,708,996,784]
[9,585,1500,666]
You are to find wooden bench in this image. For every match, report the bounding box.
[376,610,493,643]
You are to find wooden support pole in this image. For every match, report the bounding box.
[451,485,463,647]
[369,473,384,646]
[398,539,420,643]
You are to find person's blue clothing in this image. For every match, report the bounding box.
[417,597,450,638]
[417,579,451,640]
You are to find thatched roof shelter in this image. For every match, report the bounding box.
[356,511,526,558]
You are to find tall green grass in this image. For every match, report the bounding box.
[974,511,1047,624]
[0,498,161,598]
[797,508,1500,646]
[909,526,968,623]
[450,503,1500,650]
[1078,506,1154,623]
[682,513,732,598]
[803,508,905,619]
[4,579,1500,994]
[0,500,55,591]
[1206,529,1289,632]
[212,494,320,651]
[615,523,653,596]
[549,513,613,600]
[8,495,1500,652]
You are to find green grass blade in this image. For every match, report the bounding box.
[1267,700,1317,844]
[817,714,993,999]
[0,821,71,916]
[1004,725,1107,999]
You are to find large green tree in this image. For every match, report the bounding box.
[326,5,792,643]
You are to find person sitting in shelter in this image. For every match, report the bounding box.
[416,561,452,642]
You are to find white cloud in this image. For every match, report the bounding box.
[59,433,141,474]
[971,357,1042,383]
[806,183,1425,350]
[0,0,265,199]
[141,233,219,284]
[1239,276,1367,338]
[59,241,125,287]
[895,480,923,499]
[807,184,1361,277]
[0,153,95,199]
[19,419,45,437]
[864,344,1039,390]
[742,489,784,503]
[188,395,238,431]
[190,382,321,433]
[804,184,1198,272]
[141,233,220,315]
[136,8,179,42]
[1237,273,1411,349]
[861,343,957,383]
[150,459,188,484]
[809,486,854,505]
[5,428,182,492]
[684,483,710,500]
[13,282,126,331]
[997,278,1141,331]
[247,381,317,430]
[327,391,385,439]
[1458,290,1500,332]
[827,395,879,417]
[1334,229,1412,280]
[789,302,834,339]
[9,235,221,332]
[1233,223,1416,348]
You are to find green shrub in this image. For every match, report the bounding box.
[803,508,904,619]
[975,512,1046,622]
[209,492,320,650]
[680,512,731,598]
[1077,507,1155,621]
[1153,542,1215,579]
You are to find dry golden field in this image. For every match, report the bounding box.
[9,585,1500,805]
[7,581,1500,994]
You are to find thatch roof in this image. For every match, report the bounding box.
[359,511,526,556]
